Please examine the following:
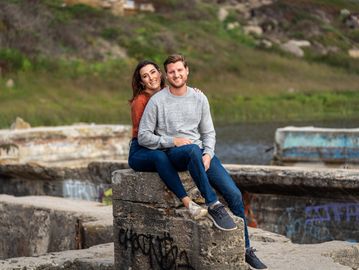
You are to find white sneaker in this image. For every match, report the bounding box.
[188,201,208,220]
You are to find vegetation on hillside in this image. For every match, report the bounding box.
[0,0,359,128]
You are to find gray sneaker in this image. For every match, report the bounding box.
[208,203,237,231]
[188,201,208,220]
[245,247,267,269]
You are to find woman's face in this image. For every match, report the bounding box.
[139,64,162,92]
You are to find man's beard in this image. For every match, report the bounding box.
[168,80,186,89]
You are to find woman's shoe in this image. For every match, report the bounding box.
[188,201,208,220]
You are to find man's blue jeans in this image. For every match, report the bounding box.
[128,138,187,199]
[166,144,250,248]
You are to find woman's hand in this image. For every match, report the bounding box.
[202,154,211,171]
[194,88,203,93]
[174,137,192,147]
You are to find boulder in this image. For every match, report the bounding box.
[280,41,304,57]
[243,25,263,36]
[348,48,359,58]
[10,117,31,130]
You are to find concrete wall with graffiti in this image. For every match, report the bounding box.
[247,193,359,244]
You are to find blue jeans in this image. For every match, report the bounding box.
[166,144,250,248]
[128,138,187,199]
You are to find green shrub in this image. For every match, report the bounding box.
[101,27,120,41]
[66,4,103,18]
[0,49,32,73]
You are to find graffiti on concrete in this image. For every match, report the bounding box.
[304,222,333,242]
[275,202,359,243]
[305,203,359,224]
[277,207,304,239]
[63,180,110,201]
[303,203,359,242]
[0,143,19,160]
[118,228,195,270]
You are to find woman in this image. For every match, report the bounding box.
[128,59,207,220]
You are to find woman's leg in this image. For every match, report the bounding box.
[129,139,187,200]
[129,140,207,219]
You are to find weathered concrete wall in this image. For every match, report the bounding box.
[0,195,112,259]
[0,124,130,165]
[112,170,247,270]
[0,160,128,200]
[226,164,359,198]
[1,161,358,250]
[247,193,359,244]
[273,126,359,166]
[2,162,359,200]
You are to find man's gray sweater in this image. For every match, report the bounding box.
[138,87,216,158]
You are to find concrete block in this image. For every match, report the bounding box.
[0,195,112,259]
[112,170,247,270]
[112,169,200,208]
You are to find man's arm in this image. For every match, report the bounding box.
[199,94,216,159]
[138,99,175,149]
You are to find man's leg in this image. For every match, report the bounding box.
[206,155,250,248]
[166,144,218,206]
[166,144,237,231]
[206,155,267,269]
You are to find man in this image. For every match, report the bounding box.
[138,54,267,269]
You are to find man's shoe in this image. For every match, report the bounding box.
[188,201,208,220]
[245,247,267,269]
[208,203,237,231]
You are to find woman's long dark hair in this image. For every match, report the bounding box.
[129,60,166,103]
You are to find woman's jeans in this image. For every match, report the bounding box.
[128,138,187,199]
[166,144,250,248]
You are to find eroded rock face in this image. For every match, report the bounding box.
[112,170,247,270]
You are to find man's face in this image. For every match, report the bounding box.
[165,61,189,89]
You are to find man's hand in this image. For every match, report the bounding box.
[202,154,211,171]
[174,137,192,147]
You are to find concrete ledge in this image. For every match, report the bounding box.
[0,124,130,164]
[226,164,359,197]
[0,160,128,200]
[0,195,113,259]
[2,161,358,200]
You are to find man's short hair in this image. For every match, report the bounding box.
[163,54,188,72]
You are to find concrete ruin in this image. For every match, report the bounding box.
[0,163,358,269]
[1,160,358,244]
[273,126,359,168]
[112,170,247,270]
[0,195,113,259]
[0,124,131,166]
[0,161,128,201]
